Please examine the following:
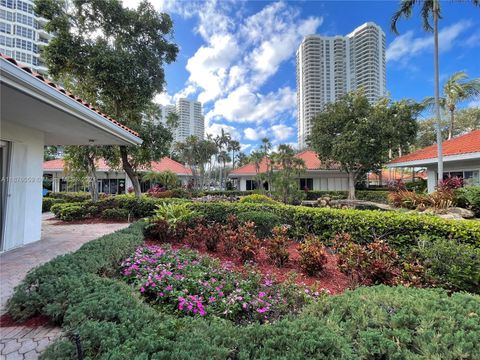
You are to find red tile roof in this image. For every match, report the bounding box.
[1,54,139,137]
[390,130,480,164]
[44,158,192,175]
[367,169,427,181]
[229,150,340,176]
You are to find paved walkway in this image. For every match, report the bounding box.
[0,214,130,359]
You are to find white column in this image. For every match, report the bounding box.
[427,168,436,193]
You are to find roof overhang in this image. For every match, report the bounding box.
[387,152,480,168]
[1,58,142,146]
[228,169,343,178]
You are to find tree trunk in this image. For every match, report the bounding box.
[120,145,141,197]
[348,172,356,200]
[433,2,443,185]
[448,107,454,140]
[86,155,99,202]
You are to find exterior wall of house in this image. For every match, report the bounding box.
[425,159,480,193]
[1,121,44,251]
[236,171,349,192]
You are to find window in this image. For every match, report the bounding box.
[0,23,12,34]
[0,9,14,21]
[299,178,314,191]
[16,0,34,14]
[0,35,13,47]
[16,13,33,27]
[246,180,258,191]
[0,0,15,9]
[464,171,479,186]
[15,25,34,39]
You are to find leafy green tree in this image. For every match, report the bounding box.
[44,146,58,161]
[63,146,103,201]
[309,91,418,200]
[35,0,178,197]
[249,150,264,192]
[174,136,217,190]
[236,152,250,167]
[391,0,480,184]
[261,137,273,193]
[424,72,480,139]
[270,145,306,204]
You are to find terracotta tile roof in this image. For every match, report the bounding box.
[367,169,427,181]
[390,130,480,164]
[229,150,340,176]
[1,54,139,137]
[44,157,192,175]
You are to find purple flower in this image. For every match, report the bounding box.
[258,292,266,298]
[165,285,173,291]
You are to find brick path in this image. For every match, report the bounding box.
[0,214,130,359]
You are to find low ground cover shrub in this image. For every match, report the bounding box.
[414,237,480,293]
[304,190,389,203]
[101,208,129,220]
[455,186,480,217]
[204,190,254,197]
[187,202,480,249]
[121,244,318,323]
[46,191,91,202]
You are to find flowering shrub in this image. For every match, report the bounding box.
[299,235,328,275]
[266,226,290,267]
[121,245,323,323]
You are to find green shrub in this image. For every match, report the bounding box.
[237,210,283,238]
[304,190,389,203]
[42,197,65,213]
[187,202,480,249]
[455,186,480,217]
[101,208,129,220]
[7,221,145,321]
[239,193,278,204]
[204,190,254,197]
[356,190,389,204]
[53,204,86,221]
[415,237,480,293]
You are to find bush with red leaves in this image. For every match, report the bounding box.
[299,235,328,275]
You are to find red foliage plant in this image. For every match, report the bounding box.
[266,225,290,267]
[235,221,260,263]
[184,223,224,251]
[147,185,174,198]
[299,234,328,276]
[437,176,464,192]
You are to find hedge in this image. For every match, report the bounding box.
[42,197,65,213]
[50,195,188,221]
[45,191,91,202]
[187,202,480,249]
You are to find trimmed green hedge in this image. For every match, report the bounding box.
[204,190,255,197]
[42,197,65,213]
[51,195,188,221]
[187,202,480,249]
[45,191,91,202]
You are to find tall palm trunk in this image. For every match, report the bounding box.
[433,2,443,186]
[448,105,455,140]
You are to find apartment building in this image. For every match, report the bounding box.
[296,22,386,149]
[0,0,51,74]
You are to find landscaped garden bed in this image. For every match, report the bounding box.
[6,215,480,358]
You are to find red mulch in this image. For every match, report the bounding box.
[144,239,351,295]
[0,313,51,328]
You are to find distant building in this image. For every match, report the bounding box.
[296,22,386,149]
[0,0,52,74]
[175,98,205,142]
[157,104,176,125]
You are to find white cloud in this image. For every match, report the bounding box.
[154,92,173,106]
[271,124,294,142]
[387,20,472,63]
[244,127,268,141]
[468,99,480,108]
[206,123,241,140]
[207,86,296,124]
[464,33,480,47]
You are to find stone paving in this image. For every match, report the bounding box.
[0,214,130,359]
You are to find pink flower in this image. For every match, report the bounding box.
[165,285,173,291]
[256,307,268,313]
[258,292,266,298]
[140,287,145,293]
[208,297,216,303]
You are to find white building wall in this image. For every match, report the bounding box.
[2,120,44,251]
[174,98,204,143]
[425,160,480,193]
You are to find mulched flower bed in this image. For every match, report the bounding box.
[0,313,51,327]
[145,239,350,295]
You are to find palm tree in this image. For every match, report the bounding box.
[261,137,272,192]
[391,0,480,184]
[217,150,231,190]
[228,140,241,169]
[443,72,480,139]
[250,150,264,191]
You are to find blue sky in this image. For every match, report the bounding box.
[125,0,480,153]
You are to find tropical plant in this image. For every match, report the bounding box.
[147,203,194,231]
[249,150,264,191]
[142,170,179,190]
[299,235,328,276]
[424,72,480,139]
[228,139,241,169]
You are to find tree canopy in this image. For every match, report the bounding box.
[309,91,420,199]
[35,0,178,196]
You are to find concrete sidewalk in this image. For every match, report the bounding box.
[0,214,130,359]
